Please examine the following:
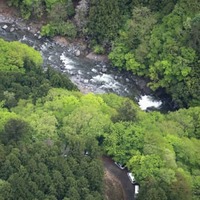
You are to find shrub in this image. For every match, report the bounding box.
[93,45,105,54]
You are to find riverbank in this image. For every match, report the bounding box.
[0,0,18,22]
[0,0,109,62]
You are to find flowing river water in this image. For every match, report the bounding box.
[0,20,163,110]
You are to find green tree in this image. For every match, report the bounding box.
[0,179,12,200]
[3,91,17,109]
[109,7,156,75]
[88,0,122,45]
[116,98,138,121]
[127,154,164,181]
[187,14,200,54]
[138,177,167,200]
[48,2,68,23]
[1,118,30,144]
[169,169,192,200]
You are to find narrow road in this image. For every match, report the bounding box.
[102,156,135,200]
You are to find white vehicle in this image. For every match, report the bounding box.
[84,150,89,155]
[134,184,139,197]
[127,172,136,184]
[114,162,125,169]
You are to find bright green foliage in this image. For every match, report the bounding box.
[108,44,128,69]
[0,65,200,200]
[27,111,58,141]
[0,39,77,108]
[41,21,77,38]
[40,24,54,37]
[146,1,200,107]
[0,39,42,73]
[0,108,17,132]
[0,65,105,199]
[103,107,200,199]
[0,2,200,195]
[62,105,111,137]
[104,122,145,164]
[43,93,80,123]
[93,45,105,54]
[128,154,164,181]
[109,7,156,75]
[108,0,200,107]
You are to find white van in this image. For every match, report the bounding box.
[127,172,136,183]
[134,184,139,197]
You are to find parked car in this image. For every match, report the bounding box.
[114,162,126,169]
[134,184,139,197]
[84,150,89,156]
[127,172,136,184]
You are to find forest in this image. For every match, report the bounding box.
[0,38,200,200]
[0,0,200,199]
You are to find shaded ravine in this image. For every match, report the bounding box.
[0,20,163,110]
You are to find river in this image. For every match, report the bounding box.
[0,20,163,111]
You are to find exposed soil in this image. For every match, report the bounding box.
[102,156,135,200]
[0,0,18,18]
[0,0,42,32]
[104,170,125,200]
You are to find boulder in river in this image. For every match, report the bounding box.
[102,68,107,73]
[10,27,15,32]
[86,52,108,62]
[91,68,98,73]
[2,25,8,30]
[75,50,81,57]
[126,78,130,82]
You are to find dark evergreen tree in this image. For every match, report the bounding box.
[88,0,122,46]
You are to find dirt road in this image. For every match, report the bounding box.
[103,156,135,200]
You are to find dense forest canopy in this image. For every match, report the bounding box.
[0,38,200,199]
[1,0,200,199]
[0,39,104,200]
